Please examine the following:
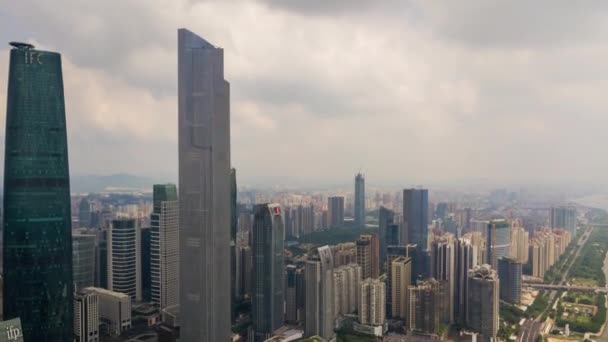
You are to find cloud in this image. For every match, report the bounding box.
[1,0,608,186]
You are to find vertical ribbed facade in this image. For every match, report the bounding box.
[73,233,97,290]
[107,219,141,302]
[178,28,231,341]
[354,173,365,227]
[403,189,429,276]
[379,206,395,270]
[150,184,179,310]
[487,219,510,268]
[252,204,285,341]
[498,257,522,304]
[3,43,73,341]
[327,196,345,228]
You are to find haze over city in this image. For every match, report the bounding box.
[2,1,608,187]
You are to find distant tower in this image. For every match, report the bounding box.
[430,237,455,323]
[328,196,345,228]
[150,184,179,310]
[252,204,285,341]
[305,246,335,340]
[378,206,396,271]
[178,28,231,341]
[285,265,298,323]
[455,238,477,325]
[79,198,92,228]
[403,189,429,277]
[467,265,499,342]
[355,173,365,227]
[3,42,73,341]
[487,219,510,268]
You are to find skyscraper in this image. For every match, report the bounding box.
[455,238,477,325]
[403,189,429,276]
[328,196,345,228]
[357,234,379,279]
[391,256,411,320]
[408,279,441,335]
[150,184,179,310]
[487,219,510,268]
[73,232,97,290]
[230,168,238,319]
[3,42,73,341]
[286,265,298,323]
[108,218,141,302]
[430,236,455,323]
[355,173,365,227]
[359,278,386,327]
[178,28,231,342]
[498,257,522,304]
[550,206,577,236]
[252,204,285,341]
[379,206,395,271]
[467,265,499,342]
[305,246,335,340]
[79,198,91,228]
[386,245,408,317]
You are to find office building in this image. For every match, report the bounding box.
[408,279,441,334]
[73,232,97,290]
[430,237,455,323]
[150,184,179,310]
[79,198,92,228]
[463,231,487,266]
[231,168,238,317]
[497,257,522,304]
[328,196,345,228]
[359,278,386,326]
[178,28,231,342]
[467,265,499,342]
[455,238,477,325]
[357,234,379,279]
[305,246,335,340]
[140,226,151,302]
[355,173,365,227]
[386,245,408,317]
[403,189,429,277]
[379,207,395,271]
[108,218,141,302]
[550,206,576,235]
[391,256,411,320]
[84,287,131,337]
[286,265,298,323]
[3,42,73,341]
[252,204,285,341]
[239,245,253,299]
[74,289,99,342]
[487,219,510,268]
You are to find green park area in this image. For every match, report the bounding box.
[555,293,606,333]
[298,226,377,246]
[568,228,608,287]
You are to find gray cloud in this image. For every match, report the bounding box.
[1,0,608,186]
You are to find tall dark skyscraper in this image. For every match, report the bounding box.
[79,197,91,228]
[487,219,510,268]
[230,168,238,320]
[354,173,365,227]
[3,42,73,341]
[403,188,429,248]
[178,29,231,341]
[378,206,395,271]
[252,204,285,341]
[403,189,429,278]
[497,257,522,304]
[328,196,345,228]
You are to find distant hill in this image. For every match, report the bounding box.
[70,173,166,193]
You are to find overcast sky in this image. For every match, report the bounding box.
[1,1,608,186]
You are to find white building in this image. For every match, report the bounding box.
[84,287,131,336]
[74,290,99,342]
[107,218,141,302]
[359,278,386,326]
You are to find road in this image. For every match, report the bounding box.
[518,320,542,342]
[517,227,594,342]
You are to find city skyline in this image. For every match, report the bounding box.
[3,2,608,186]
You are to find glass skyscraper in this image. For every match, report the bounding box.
[252,204,285,341]
[178,28,231,341]
[3,42,73,341]
[354,173,365,227]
